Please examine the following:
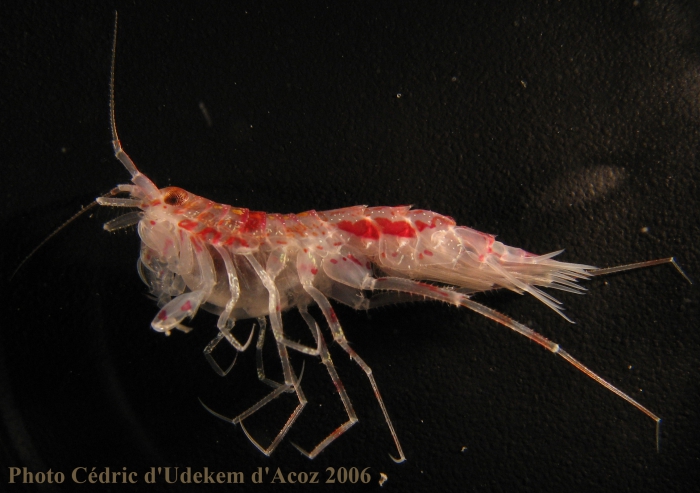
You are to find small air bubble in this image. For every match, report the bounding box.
[451,76,457,82]
[641,226,649,233]
[396,93,402,98]
[520,80,527,88]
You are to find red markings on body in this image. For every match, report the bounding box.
[180,300,192,312]
[158,310,168,321]
[374,217,416,238]
[223,236,250,248]
[240,211,266,233]
[346,254,363,266]
[415,214,456,232]
[178,219,198,231]
[199,227,222,243]
[311,268,318,275]
[150,220,156,225]
[418,281,449,297]
[330,258,339,264]
[329,308,338,323]
[415,220,429,232]
[423,249,433,256]
[337,219,380,240]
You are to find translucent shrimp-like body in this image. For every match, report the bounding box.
[95,13,685,462]
[100,177,673,462]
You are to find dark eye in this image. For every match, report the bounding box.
[163,188,189,206]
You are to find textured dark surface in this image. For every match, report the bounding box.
[2,2,699,492]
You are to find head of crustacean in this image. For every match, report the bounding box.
[135,186,204,306]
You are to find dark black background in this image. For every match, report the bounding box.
[2,1,698,492]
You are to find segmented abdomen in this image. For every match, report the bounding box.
[156,191,585,298]
[163,193,508,270]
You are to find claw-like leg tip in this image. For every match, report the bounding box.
[239,420,272,457]
[291,442,313,459]
[198,397,237,424]
[389,453,406,464]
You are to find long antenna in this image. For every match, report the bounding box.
[107,12,158,200]
[9,188,120,280]
[10,13,127,280]
[110,11,121,156]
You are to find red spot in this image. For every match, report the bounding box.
[419,282,449,297]
[337,219,380,240]
[423,249,433,256]
[346,254,362,266]
[311,268,318,275]
[391,252,398,257]
[180,300,192,312]
[316,245,324,250]
[479,255,485,262]
[150,199,162,206]
[329,308,338,323]
[330,258,339,264]
[158,310,168,321]
[374,217,416,237]
[199,227,222,243]
[333,242,342,246]
[304,248,309,253]
[415,215,456,232]
[419,253,424,259]
[240,211,266,233]
[276,240,287,245]
[223,236,250,248]
[178,219,198,231]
